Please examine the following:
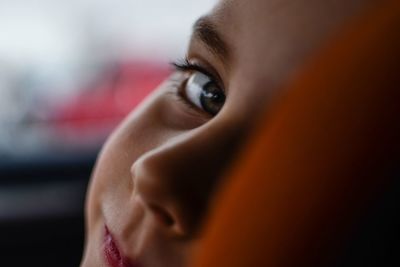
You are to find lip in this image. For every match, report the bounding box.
[103,225,140,267]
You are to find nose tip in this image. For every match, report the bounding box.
[138,190,188,236]
[131,160,188,236]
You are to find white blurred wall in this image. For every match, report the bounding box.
[0,0,216,155]
[0,0,216,105]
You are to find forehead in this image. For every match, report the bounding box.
[204,0,370,104]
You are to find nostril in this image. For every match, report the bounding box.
[148,203,174,227]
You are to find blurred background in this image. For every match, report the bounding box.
[0,0,215,266]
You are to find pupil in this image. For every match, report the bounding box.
[200,82,225,115]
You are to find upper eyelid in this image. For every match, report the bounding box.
[171,58,225,92]
[171,59,214,80]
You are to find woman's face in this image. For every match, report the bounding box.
[81,0,369,267]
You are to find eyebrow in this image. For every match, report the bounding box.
[192,16,229,62]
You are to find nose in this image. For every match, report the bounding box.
[130,131,238,237]
[131,154,187,235]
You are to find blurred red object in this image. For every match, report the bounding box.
[52,60,170,146]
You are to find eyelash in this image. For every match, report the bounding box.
[170,58,220,87]
[170,58,222,115]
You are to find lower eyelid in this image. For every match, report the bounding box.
[168,73,196,110]
[163,90,210,129]
[169,89,202,116]
[168,74,211,115]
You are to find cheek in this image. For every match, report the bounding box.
[85,85,176,226]
[85,136,134,233]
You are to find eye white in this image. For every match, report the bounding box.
[184,71,211,109]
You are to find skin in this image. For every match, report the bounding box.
[80,0,372,267]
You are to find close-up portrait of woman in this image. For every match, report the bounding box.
[0,0,398,267]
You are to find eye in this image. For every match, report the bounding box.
[183,71,225,116]
[171,58,226,116]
